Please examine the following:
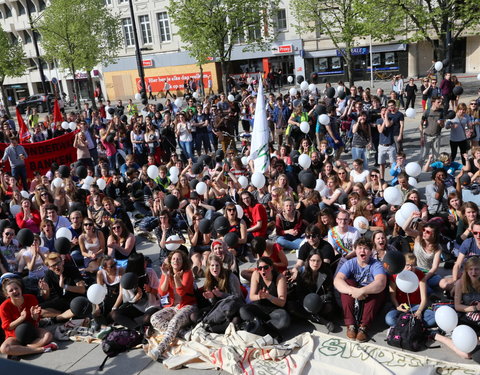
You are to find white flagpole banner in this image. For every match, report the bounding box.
[249,79,270,174]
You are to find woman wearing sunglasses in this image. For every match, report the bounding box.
[107,219,136,261]
[79,219,106,273]
[239,257,289,340]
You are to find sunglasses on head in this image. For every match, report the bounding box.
[257,265,270,271]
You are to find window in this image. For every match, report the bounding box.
[233,19,245,44]
[139,15,152,44]
[17,2,26,16]
[27,0,36,13]
[276,9,287,30]
[157,12,171,42]
[23,31,32,44]
[39,0,46,11]
[10,33,18,44]
[118,0,128,3]
[104,0,112,5]
[5,5,12,18]
[247,23,261,41]
[122,18,135,47]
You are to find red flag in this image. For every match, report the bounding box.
[16,107,31,143]
[53,98,63,123]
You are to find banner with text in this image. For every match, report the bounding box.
[0,131,78,178]
[136,71,212,92]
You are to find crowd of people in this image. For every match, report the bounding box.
[0,72,480,364]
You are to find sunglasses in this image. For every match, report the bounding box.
[371,174,378,178]
[257,265,270,271]
[112,225,121,230]
[423,228,433,234]
[4,232,14,236]
[49,261,62,268]
[84,223,93,227]
[306,234,318,239]
[226,208,235,212]
[105,263,117,269]
[473,231,480,236]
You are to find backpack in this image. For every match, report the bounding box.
[137,216,159,232]
[202,295,244,328]
[386,313,427,352]
[98,328,143,371]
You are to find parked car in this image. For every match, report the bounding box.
[16,94,64,114]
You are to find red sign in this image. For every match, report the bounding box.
[136,72,212,92]
[142,59,154,68]
[0,131,78,178]
[277,45,293,54]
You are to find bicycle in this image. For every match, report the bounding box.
[373,70,394,81]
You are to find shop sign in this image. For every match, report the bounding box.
[136,71,212,91]
[142,59,154,68]
[274,44,293,54]
[336,47,369,56]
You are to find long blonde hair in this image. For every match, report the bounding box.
[461,256,480,295]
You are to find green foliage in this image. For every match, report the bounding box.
[37,0,122,72]
[0,28,26,83]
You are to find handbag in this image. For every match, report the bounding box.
[462,121,477,140]
[465,303,480,322]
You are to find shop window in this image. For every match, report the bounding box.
[385,52,395,65]
[331,57,341,70]
[371,53,381,66]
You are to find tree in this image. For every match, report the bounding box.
[291,0,368,86]
[360,0,480,71]
[36,0,122,109]
[0,29,26,117]
[168,0,279,93]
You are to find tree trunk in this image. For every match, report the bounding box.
[71,64,81,110]
[345,50,354,87]
[220,60,227,94]
[199,64,205,97]
[86,70,97,110]
[0,82,11,118]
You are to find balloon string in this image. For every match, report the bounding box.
[406,293,412,312]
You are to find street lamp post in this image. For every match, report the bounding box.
[128,0,147,100]
[27,4,49,99]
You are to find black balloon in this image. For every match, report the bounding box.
[156,103,164,112]
[303,204,320,224]
[224,232,239,247]
[202,155,212,166]
[17,228,34,247]
[235,94,242,102]
[189,178,199,190]
[58,165,70,178]
[106,134,115,143]
[268,308,291,330]
[192,162,203,175]
[164,194,179,210]
[446,110,456,120]
[383,250,406,274]
[55,237,72,254]
[296,75,304,84]
[107,108,115,115]
[121,272,138,290]
[303,293,322,314]
[15,322,37,345]
[338,91,347,100]
[0,219,10,234]
[326,87,336,99]
[452,86,463,96]
[214,216,230,236]
[199,218,212,234]
[300,172,316,189]
[290,150,300,164]
[215,149,225,162]
[310,72,318,84]
[70,296,91,318]
[141,98,148,106]
[120,115,128,123]
[76,165,88,179]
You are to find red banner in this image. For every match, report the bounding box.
[136,71,212,92]
[0,131,78,178]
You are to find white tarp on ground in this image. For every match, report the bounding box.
[154,324,479,375]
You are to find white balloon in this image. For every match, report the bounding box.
[395,210,406,228]
[251,172,265,189]
[241,156,248,166]
[147,165,159,179]
[319,114,330,125]
[395,270,419,294]
[435,305,458,333]
[289,87,297,96]
[10,204,21,216]
[300,81,309,91]
[408,177,418,188]
[84,176,94,186]
[337,86,345,94]
[298,154,311,169]
[87,284,107,305]
[21,190,30,199]
[384,186,403,206]
[166,234,181,251]
[434,61,443,71]
[52,177,63,188]
[287,76,294,83]
[56,227,72,241]
[308,83,316,92]
[300,121,310,134]
[399,202,420,221]
[452,325,478,353]
[69,122,77,131]
[81,183,89,190]
[353,216,369,234]
[61,121,69,130]
[96,178,107,191]
[236,205,244,219]
[477,73,480,81]
[405,162,422,177]
[405,108,416,118]
[170,174,178,184]
[227,94,235,102]
[169,166,180,177]
[174,98,183,108]
[192,92,199,99]
[196,181,207,195]
[315,179,325,192]
[135,93,141,101]
[238,175,248,189]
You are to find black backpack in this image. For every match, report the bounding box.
[203,295,244,328]
[98,328,143,371]
[386,313,427,352]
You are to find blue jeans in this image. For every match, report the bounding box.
[179,140,193,160]
[277,236,304,250]
[385,304,436,327]
[12,164,28,191]
[426,274,442,294]
[107,153,117,171]
[351,147,368,169]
